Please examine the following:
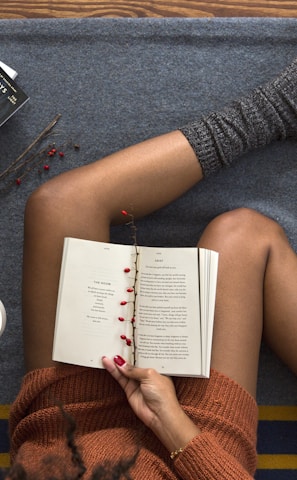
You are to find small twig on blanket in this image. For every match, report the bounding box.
[0,113,61,181]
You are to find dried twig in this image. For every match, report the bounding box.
[0,114,61,181]
[121,209,139,365]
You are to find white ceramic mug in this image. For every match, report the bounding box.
[0,300,7,337]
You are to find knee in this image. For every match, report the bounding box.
[24,175,71,230]
[199,208,285,252]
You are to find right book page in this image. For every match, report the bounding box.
[199,248,219,377]
[135,246,218,377]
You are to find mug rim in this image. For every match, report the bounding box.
[0,300,7,337]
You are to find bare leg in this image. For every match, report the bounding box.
[24,148,297,399]
[22,57,297,373]
[198,208,297,397]
[22,131,201,371]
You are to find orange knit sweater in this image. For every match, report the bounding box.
[9,366,258,479]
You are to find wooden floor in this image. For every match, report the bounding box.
[1,0,297,19]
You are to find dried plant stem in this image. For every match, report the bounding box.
[0,113,61,181]
[17,146,50,180]
[127,211,138,365]
[132,244,139,366]
[9,145,48,175]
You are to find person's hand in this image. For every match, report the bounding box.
[102,355,201,453]
[102,355,179,428]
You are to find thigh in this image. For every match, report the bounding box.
[263,227,297,375]
[197,209,277,398]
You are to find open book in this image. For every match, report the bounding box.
[53,238,219,377]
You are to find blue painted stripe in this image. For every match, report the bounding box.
[257,421,297,454]
[0,420,9,453]
[0,469,9,480]
[255,470,297,480]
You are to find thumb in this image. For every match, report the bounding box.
[113,355,152,382]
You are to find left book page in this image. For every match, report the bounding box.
[0,66,29,127]
[53,238,136,367]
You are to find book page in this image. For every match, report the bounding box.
[199,248,219,377]
[135,246,202,376]
[53,238,136,367]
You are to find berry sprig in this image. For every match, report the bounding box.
[121,209,137,246]
[13,143,67,187]
[0,114,80,191]
[118,209,139,365]
[0,114,61,186]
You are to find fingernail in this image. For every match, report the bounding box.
[114,355,126,366]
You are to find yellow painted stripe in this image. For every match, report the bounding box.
[258,406,297,421]
[0,453,10,468]
[257,454,297,469]
[0,404,10,419]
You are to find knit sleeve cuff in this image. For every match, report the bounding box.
[173,431,256,480]
[179,122,220,177]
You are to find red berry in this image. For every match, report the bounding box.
[16,178,21,185]
[127,288,134,292]
[131,317,136,323]
[121,210,128,216]
[43,165,50,171]
[120,334,126,340]
[47,151,54,157]
[118,317,125,322]
[59,151,64,157]
[120,301,127,305]
[126,339,132,346]
[124,268,131,273]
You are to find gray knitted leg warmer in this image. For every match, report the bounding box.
[179,58,297,177]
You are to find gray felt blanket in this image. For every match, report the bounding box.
[0,18,296,404]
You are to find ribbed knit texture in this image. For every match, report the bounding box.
[8,367,258,480]
[179,58,297,176]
